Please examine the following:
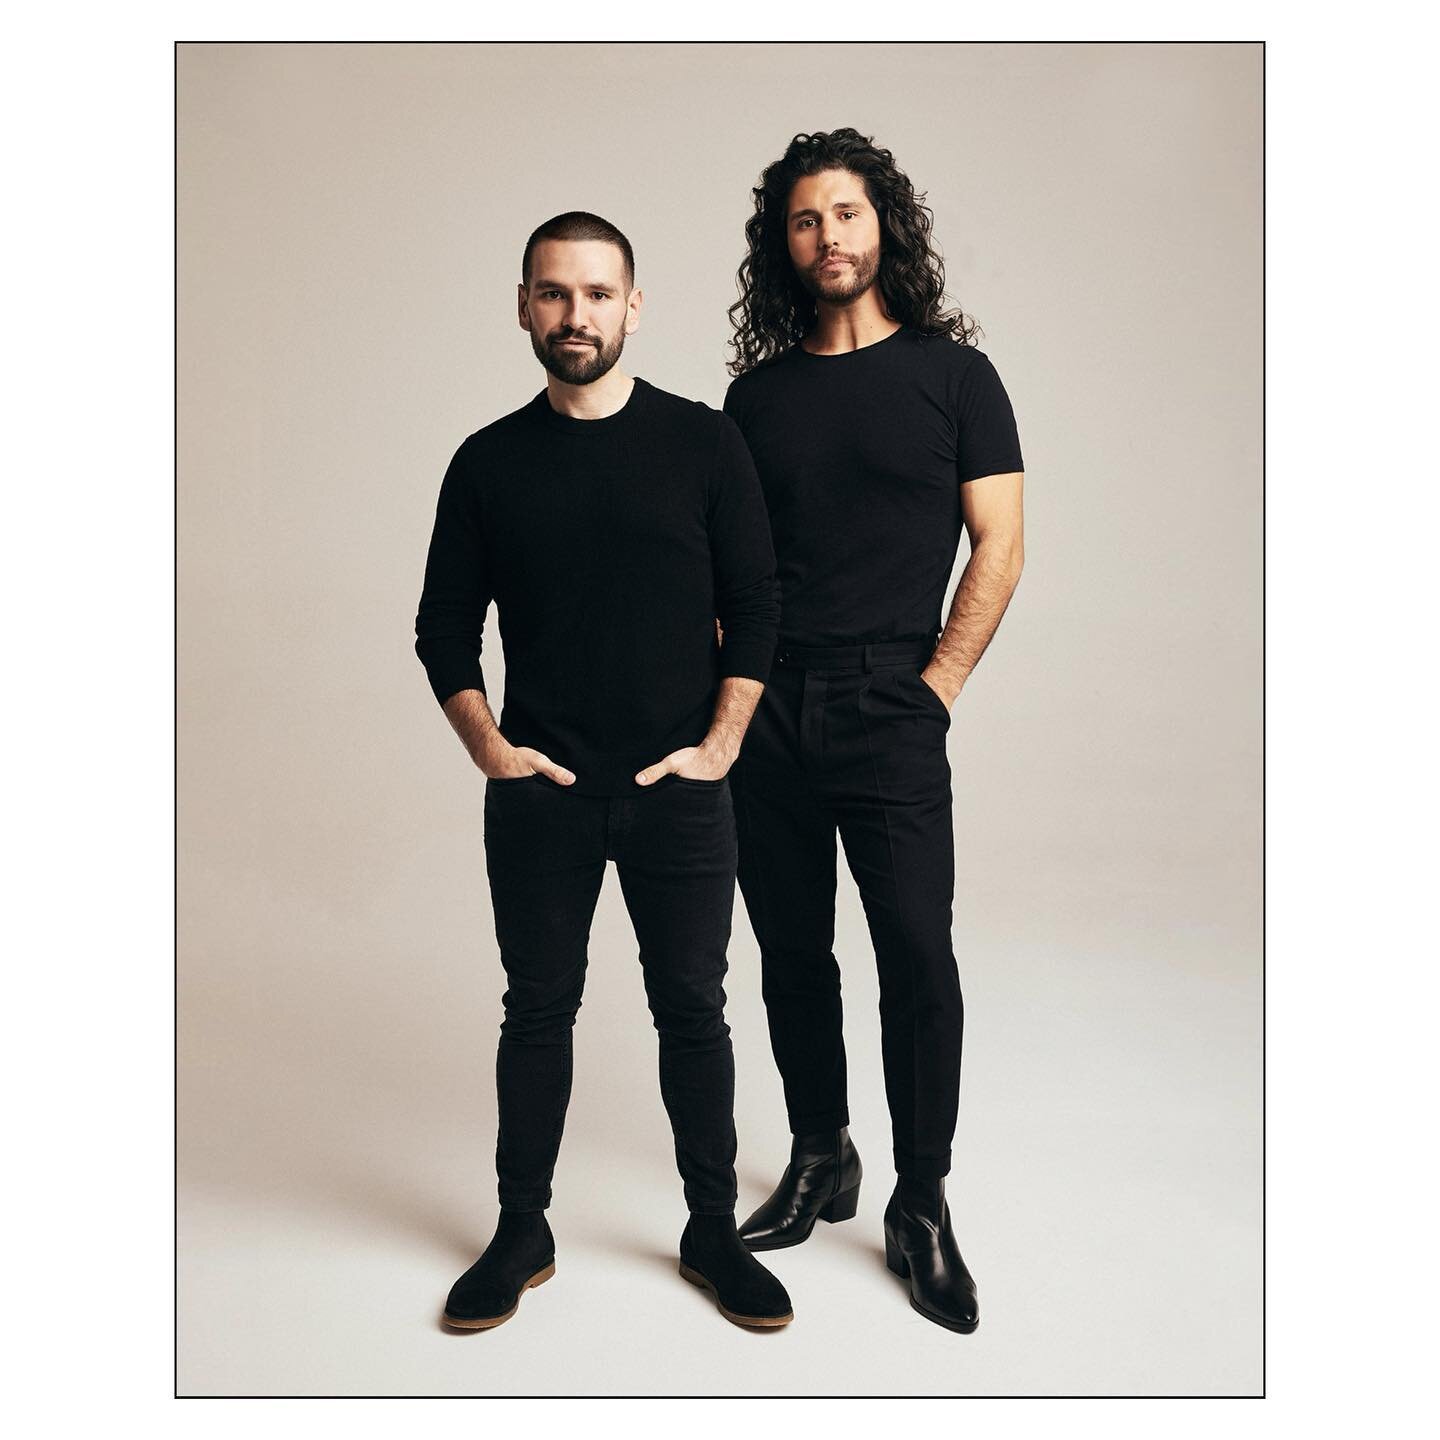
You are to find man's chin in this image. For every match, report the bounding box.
[808,274,875,305]
[544,352,604,385]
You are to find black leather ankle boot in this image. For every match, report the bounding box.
[883,1178,978,1333]
[679,1214,794,1328]
[442,1210,556,1329]
[738,1128,863,1251]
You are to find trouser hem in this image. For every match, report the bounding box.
[894,1153,952,1182]
[497,1193,552,1213]
[789,1106,850,1136]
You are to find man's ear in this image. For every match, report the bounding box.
[517,282,531,331]
[625,286,644,335]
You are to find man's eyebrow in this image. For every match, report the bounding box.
[787,202,867,220]
[531,278,618,291]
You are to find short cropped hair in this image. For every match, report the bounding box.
[521,211,635,290]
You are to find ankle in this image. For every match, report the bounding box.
[495,1208,551,1245]
[896,1175,945,1211]
[686,1212,742,1248]
[792,1129,835,1148]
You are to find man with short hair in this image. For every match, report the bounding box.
[416,211,791,1330]
[724,131,1027,1334]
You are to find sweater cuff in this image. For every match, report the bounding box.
[420,649,487,707]
[717,636,776,684]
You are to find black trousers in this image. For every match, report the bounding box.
[730,638,962,1180]
[482,772,740,1215]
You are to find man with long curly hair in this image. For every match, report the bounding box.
[723,129,1026,1334]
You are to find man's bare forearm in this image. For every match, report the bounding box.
[441,688,503,766]
[635,675,765,786]
[698,676,765,765]
[437,690,573,786]
[925,535,1024,703]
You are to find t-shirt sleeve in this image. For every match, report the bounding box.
[414,438,492,706]
[721,376,750,432]
[954,351,1025,483]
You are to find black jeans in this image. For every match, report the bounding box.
[730,639,961,1180]
[483,772,740,1215]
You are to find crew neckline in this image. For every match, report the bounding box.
[535,376,649,433]
[794,325,908,362]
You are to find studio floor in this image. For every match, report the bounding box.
[178,874,1261,1397]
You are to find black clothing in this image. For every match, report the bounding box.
[416,378,780,796]
[729,640,962,1179]
[484,773,741,1214]
[737,1127,863,1250]
[722,330,1022,648]
[725,333,1022,1185]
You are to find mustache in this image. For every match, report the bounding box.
[547,329,600,346]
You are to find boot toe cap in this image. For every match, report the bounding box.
[444,1279,515,1323]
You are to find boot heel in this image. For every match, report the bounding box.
[885,1232,909,1278]
[820,1183,861,1224]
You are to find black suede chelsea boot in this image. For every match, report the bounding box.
[442,1210,556,1330]
[679,1213,794,1328]
[738,1127,863,1251]
[883,1177,978,1334]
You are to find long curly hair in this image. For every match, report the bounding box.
[727,128,979,377]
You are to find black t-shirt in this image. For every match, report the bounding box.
[723,327,1023,647]
[415,378,780,795]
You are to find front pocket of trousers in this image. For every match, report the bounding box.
[903,669,951,724]
[488,773,542,787]
[672,776,728,789]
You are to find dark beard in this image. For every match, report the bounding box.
[531,325,627,385]
[797,244,881,305]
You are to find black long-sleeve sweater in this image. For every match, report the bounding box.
[415,378,780,795]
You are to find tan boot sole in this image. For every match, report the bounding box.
[678,1261,793,1328]
[442,1261,555,1330]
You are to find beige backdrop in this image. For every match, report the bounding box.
[177,41,1262,1396]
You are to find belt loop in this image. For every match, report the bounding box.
[862,643,875,672]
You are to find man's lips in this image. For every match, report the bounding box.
[553,337,597,347]
[818,256,851,269]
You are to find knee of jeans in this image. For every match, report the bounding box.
[500,1005,581,1046]
[646,991,731,1045]
[760,950,841,1001]
[500,977,585,1043]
